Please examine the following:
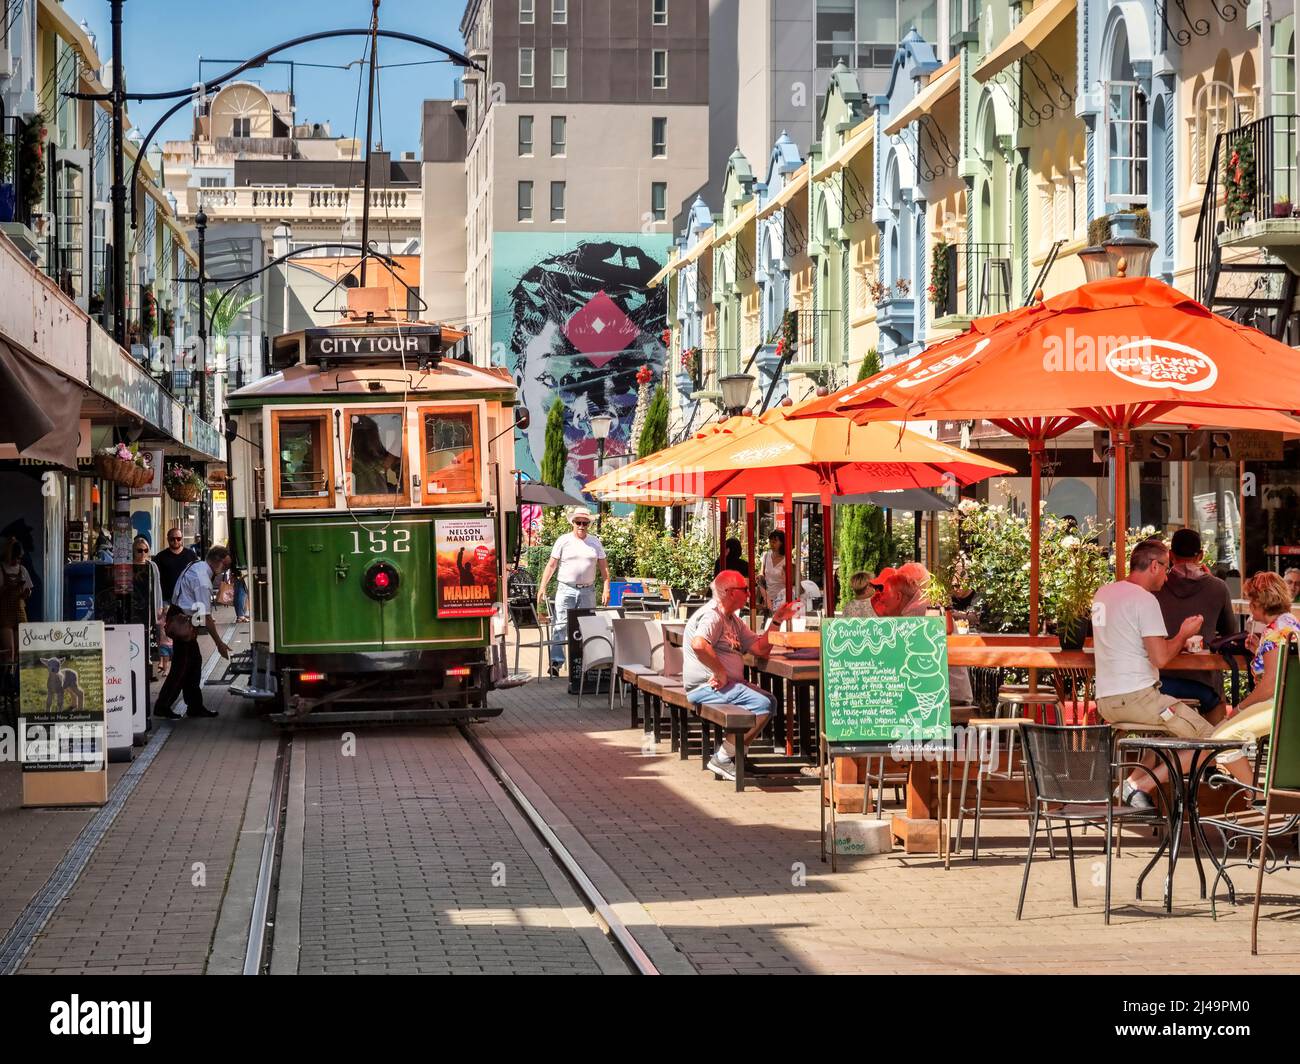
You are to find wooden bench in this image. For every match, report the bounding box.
[694,702,757,792]
[620,664,656,728]
[636,674,682,743]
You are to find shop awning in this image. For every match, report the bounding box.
[883,57,960,136]
[812,116,875,181]
[974,0,1076,83]
[0,339,82,468]
[757,164,809,219]
[646,251,680,289]
[714,200,758,246]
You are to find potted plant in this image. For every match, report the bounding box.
[1047,533,1110,650]
[1274,197,1292,219]
[930,241,951,313]
[164,463,206,503]
[18,114,45,227]
[869,278,888,304]
[894,277,911,297]
[0,135,15,223]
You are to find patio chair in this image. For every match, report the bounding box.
[507,599,552,678]
[575,615,615,709]
[610,617,663,715]
[1016,724,1169,924]
[1250,644,1300,953]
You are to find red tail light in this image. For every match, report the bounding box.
[446,667,471,677]
[299,672,327,683]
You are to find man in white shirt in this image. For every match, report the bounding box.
[536,509,610,677]
[1092,538,1210,806]
[155,545,232,719]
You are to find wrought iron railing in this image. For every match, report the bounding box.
[936,242,1015,318]
[1195,114,1299,304]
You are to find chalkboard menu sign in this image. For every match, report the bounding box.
[821,616,951,743]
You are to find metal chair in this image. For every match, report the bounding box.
[610,617,663,714]
[1017,724,1169,924]
[1251,645,1300,953]
[954,717,1037,860]
[575,615,614,709]
[508,600,552,677]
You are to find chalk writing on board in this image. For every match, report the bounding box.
[822,616,951,743]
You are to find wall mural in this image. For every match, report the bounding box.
[495,233,670,499]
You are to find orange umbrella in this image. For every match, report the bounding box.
[795,275,1300,627]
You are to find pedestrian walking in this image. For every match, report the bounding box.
[535,508,610,677]
[154,545,232,719]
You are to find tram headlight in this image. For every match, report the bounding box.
[363,561,400,601]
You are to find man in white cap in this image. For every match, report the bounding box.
[537,507,610,677]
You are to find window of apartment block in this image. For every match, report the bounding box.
[518,180,534,221]
[520,0,535,24]
[652,116,667,157]
[550,181,566,221]
[551,47,568,88]
[232,117,251,138]
[551,116,567,156]
[815,1,935,70]
[199,176,229,187]
[1105,81,1148,203]
[519,47,535,89]
[653,0,668,25]
[518,114,534,155]
[651,182,667,221]
[553,0,568,24]
[652,50,668,90]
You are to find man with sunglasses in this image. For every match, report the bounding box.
[537,508,610,677]
[153,528,198,608]
[684,570,798,781]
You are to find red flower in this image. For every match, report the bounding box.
[775,339,784,355]
[636,364,653,385]
[661,329,671,345]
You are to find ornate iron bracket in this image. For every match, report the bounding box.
[784,206,808,259]
[842,167,873,224]
[1153,0,1237,47]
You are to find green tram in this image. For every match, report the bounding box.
[225,313,520,723]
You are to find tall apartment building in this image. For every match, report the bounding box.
[454,0,710,493]
[708,0,949,204]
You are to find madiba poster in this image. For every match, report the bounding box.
[434,519,498,618]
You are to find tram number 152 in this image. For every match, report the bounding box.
[349,528,411,554]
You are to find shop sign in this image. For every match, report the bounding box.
[1092,429,1284,463]
[88,325,170,433]
[133,449,164,497]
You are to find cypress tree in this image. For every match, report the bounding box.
[836,348,885,605]
[540,401,568,494]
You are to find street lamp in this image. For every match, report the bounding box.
[589,413,614,531]
[720,372,756,417]
[1079,213,1158,282]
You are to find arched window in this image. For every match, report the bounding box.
[1104,23,1148,204]
[1192,80,1238,184]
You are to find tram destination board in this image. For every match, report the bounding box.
[304,325,442,361]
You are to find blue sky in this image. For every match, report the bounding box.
[64,0,469,156]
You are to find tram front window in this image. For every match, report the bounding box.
[348,411,406,502]
[278,417,328,499]
[422,408,481,503]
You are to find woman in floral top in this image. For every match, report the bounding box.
[1212,571,1300,784]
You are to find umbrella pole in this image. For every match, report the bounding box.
[1028,438,1044,694]
[746,494,757,629]
[822,487,834,618]
[783,491,794,759]
[719,500,728,573]
[1114,427,1130,578]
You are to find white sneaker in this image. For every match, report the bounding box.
[707,756,736,781]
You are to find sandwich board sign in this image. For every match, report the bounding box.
[820,616,951,743]
[103,625,141,763]
[18,621,109,807]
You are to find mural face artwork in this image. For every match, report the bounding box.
[496,233,670,498]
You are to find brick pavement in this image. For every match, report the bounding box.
[296,727,619,974]
[479,670,1300,975]
[16,618,264,975]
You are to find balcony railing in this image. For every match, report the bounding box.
[190,185,421,220]
[213,136,296,156]
[1195,113,1299,303]
[935,242,1015,318]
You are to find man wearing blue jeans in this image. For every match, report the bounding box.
[536,508,611,677]
[683,570,798,781]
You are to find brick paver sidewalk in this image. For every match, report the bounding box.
[480,669,1300,975]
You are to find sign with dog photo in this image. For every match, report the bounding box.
[18,621,108,807]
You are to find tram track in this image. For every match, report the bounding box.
[240,719,661,975]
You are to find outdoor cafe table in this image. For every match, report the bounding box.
[1116,735,1248,913]
[767,631,1240,854]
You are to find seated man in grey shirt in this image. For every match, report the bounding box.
[683,570,797,781]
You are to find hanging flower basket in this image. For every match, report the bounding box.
[164,463,206,503]
[95,443,150,486]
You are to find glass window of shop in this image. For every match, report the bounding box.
[1126,459,1242,577]
[1245,443,1300,579]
